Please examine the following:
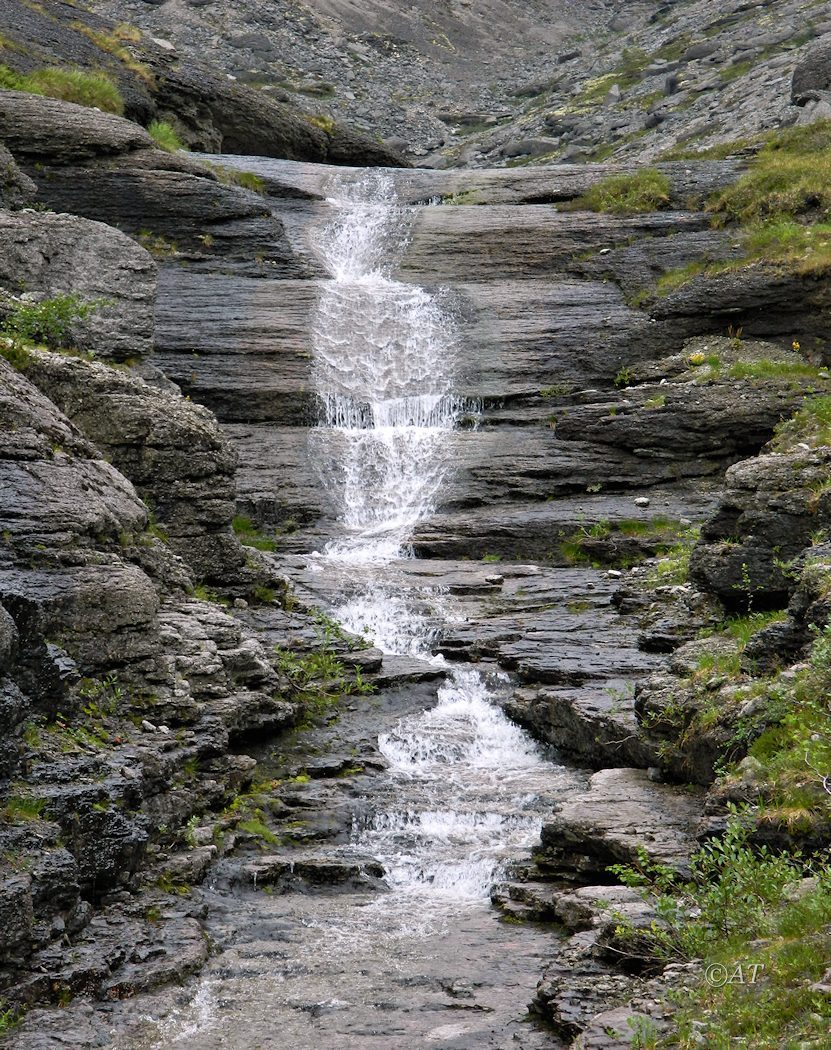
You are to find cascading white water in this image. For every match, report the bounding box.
[309,171,465,562]
[310,172,552,904]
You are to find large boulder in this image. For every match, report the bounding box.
[690,449,831,607]
[21,350,246,582]
[0,91,151,163]
[792,33,831,103]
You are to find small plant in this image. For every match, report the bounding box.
[147,119,184,152]
[614,366,633,388]
[2,293,103,350]
[0,1001,24,1035]
[232,515,277,552]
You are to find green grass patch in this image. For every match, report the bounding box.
[147,119,184,152]
[772,394,831,450]
[0,63,124,114]
[710,120,831,226]
[2,795,46,822]
[204,163,266,194]
[232,515,277,552]
[646,525,701,585]
[564,169,671,215]
[71,22,153,86]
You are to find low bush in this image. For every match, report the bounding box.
[1,293,103,350]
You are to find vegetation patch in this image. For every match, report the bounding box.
[71,22,154,86]
[710,120,831,227]
[563,169,671,215]
[147,119,184,152]
[561,516,688,569]
[275,645,372,721]
[772,394,831,450]
[1,293,104,355]
[646,525,701,585]
[0,63,124,113]
[232,515,277,552]
[203,163,266,194]
[609,813,831,1049]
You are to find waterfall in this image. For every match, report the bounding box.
[308,172,553,904]
[309,171,464,563]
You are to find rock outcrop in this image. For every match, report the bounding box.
[0,0,407,167]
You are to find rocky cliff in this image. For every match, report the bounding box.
[81,0,831,167]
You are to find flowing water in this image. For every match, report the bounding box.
[129,171,579,1050]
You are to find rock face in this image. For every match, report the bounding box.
[21,351,244,583]
[691,449,831,607]
[538,768,704,880]
[0,145,35,209]
[0,210,156,361]
[792,32,831,101]
[1,21,830,1046]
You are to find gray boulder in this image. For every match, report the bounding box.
[792,33,831,102]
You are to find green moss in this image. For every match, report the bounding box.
[147,119,184,152]
[306,113,336,134]
[563,169,671,215]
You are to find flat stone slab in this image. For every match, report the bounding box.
[241,851,386,892]
[539,767,703,879]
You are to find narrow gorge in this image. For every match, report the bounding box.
[3,2,831,1049]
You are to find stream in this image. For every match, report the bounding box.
[127,169,583,1050]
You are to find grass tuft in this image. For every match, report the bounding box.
[565,169,671,215]
[0,63,124,113]
[147,119,184,152]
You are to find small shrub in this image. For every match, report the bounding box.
[147,119,184,152]
[566,169,671,215]
[2,293,102,350]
